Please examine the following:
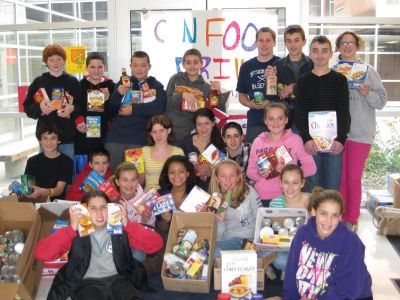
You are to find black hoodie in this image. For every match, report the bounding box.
[24,72,81,144]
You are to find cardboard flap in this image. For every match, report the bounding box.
[36,201,77,217]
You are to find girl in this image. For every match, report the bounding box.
[74,53,115,175]
[165,48,225,142]
[283,187,373,300]
[109,162,154,227]
[269,164,310,209]
[335,31,387,230]
[222,121,251,175]
[211,160,262,257]
[34,190,163,300]
[141,115,184,192]
[179,108,226,190]
[247,102,316,206]
[156,155,196,235]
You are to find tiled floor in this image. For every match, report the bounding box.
[0,162,399,299]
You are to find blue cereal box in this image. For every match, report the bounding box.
[335,61,368,88]
[147,193,176,215]
[86,116,101,138]
[80,170,106,193]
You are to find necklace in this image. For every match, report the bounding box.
[92,234,109,255]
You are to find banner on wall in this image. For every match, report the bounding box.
[65,46,86,74]
[141,10,278,96]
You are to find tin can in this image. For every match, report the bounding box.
[176,228,187,244]
[289,226,298,235]
[207,192,223,212]
[295,217,306,227]
[168,261,186,278]
[192,239,210,251]
[263,217,272,227]
[272,221,282,233]
[163,253,190,270]
[175,229,197,260]
[188,152,198,165]
[10,229,24,244]
[253,91,265,105]
[257,155,271,171]
[283,218,295,229]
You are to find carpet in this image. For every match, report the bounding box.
[138,270,283,299]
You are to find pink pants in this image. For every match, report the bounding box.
[340,140,371,224]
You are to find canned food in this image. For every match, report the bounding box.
[283,218,295,229]
[207,192,223,212]
[257,155,271,171]
[175,229,197,260]
[271,221,282,232]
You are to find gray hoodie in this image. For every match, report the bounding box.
[340,59,387,144]
[216,186,262,240]
[165,72,226,141]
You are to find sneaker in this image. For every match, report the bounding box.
[265,265,277,280]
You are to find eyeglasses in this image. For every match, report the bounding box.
[340,41,355,47]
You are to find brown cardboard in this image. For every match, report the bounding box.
[161,212,216,293]
[213,252,276,290]
[0,201,41,300]
[388,174,400,208]
[366,190,394,213]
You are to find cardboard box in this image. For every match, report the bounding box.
[366,190,394,213]
[388,173,400,208]
[253,207,308,251]
[214,252,275,291]
[161,212,216,293]
[0,200,41,300]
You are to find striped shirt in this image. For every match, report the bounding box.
[143,146,184,192]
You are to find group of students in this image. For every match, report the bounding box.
[20,23,384,300]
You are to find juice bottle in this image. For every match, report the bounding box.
[120,68,131,87]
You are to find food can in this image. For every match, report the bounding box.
[188,152,198,165]
[175,229,197,259]
[207,192,223,212]
[257,155,271,171]
[168,261,186,278]
[192,239,210,251]
[253,91,265,105]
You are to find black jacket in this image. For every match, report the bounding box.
[48,231,149,300]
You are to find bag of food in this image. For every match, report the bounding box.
[373,206,400,236]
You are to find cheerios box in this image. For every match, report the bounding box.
[253,207,308,251]
[308,111,337,153]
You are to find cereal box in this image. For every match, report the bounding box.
[98,181,121,203]
[131,188,158,215]
[335,61,368,88]
[275,145,293,165]
[142,89,156,103]
[130,90,142,104]
[202,144,226,165]
[107,203,123,235]
[308,111,337,153]
[124,148,144,174]
[87,90,105,112]
[86,116,101,138]
[50,87,64,110]
[80,170,106,193]
[147,193,176,215]
[221,250,257,299]
[33,88,49,103]
[75,203,95,237]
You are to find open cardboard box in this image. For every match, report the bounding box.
[253,207,308,251]
[161,212,216,293]
[0,198,41,300]
[213,252,276,291]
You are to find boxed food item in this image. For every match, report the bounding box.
[50,87,65,110]
[107,203,123,235]
[80,170,106,193]
[179,186,210,213]
[98,181,121,203]
[33,88,49,103]
[74,204,95,237]
[87,90,105,112]
[253,207,308,251]
[366,190,394,213]
[161,212,216,293]
[86,116,101,138]
[202,144,226,165]
[308,111,337,153]
[220,250,257,298]
[146,193,176,215]
[124,148,144,174]
[335,61,368,88]
[0,201,41,300]
[214,252,275,291]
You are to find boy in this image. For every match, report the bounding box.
[236,27,280,143]
[66,148,112,201]
[166,48,226,142]
[266,25,314,130]
[24,43,81,160]
[24,119,73,201]
[105,51,166,171]
[75,53,115,173]
[295,36,350,191]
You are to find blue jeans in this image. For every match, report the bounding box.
[306,152,343,192]
[214,237,245,258]
[259,249,289,271]
[58,143,75,161]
